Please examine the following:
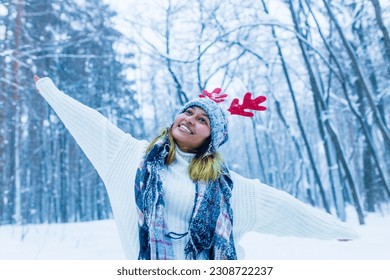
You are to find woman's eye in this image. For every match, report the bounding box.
[185,109,193,115]
[199,118,206,124]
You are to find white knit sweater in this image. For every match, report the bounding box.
[36,77,359,259]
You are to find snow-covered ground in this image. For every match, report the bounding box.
[1,209,390,260]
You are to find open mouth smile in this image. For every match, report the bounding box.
[178,123,193,134]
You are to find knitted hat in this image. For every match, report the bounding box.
[178,98,229,152]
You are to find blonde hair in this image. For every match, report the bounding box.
[146,128,224,181]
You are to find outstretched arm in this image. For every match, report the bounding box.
[231,171,359,241]
[34,75,138,184]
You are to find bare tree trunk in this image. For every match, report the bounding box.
[323,0,390,147]
[307,0,390,202]
[295,0,347,220]
[350,1,387,131]
[290,0,365,223]
[59,134,68,222]
[164,0,188,105]
[274,98,305,197]
[370,0,390,61]
[251,117,267,183]
[351,13,389,209]
[196,0,205,92]
[10,0,24,225]
[315,86,345,219]
[243,124,255,177]
[261,0,331,213]
[363,146,376,212]
[0,14,7,224]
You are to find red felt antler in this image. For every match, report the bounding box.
[227,92,267,117]
[199,88,228,103]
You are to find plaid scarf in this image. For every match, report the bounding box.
[134,135,237,260]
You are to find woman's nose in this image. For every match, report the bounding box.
[185,115,195,124]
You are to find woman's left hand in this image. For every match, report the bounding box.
[33,75,40,94]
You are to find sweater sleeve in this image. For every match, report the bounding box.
[36,77,138,184]
[231,171,359,240]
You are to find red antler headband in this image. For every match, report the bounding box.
[199,88,267,117]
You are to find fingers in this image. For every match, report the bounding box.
[34,75,41,94]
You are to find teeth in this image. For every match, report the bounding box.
[179,124,192,134]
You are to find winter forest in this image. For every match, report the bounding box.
[0,0,389,231]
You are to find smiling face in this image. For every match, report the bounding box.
[171,106,211,153]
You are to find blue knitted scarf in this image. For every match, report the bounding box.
[134,134,237,260]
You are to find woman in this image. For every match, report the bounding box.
[34,75,358,260]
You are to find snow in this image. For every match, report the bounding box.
[0,4,7,17]
[1,210,389,260]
